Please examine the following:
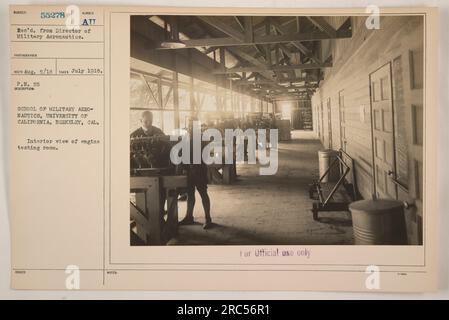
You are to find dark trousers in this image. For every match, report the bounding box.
[185,165,211,222]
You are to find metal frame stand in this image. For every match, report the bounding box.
[309,149,357,221]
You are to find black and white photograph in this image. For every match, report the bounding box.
[129,14,424,247]
[5,0,447,295]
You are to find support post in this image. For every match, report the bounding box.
[157,79,164,132]
[146,177,162,245]
[171,50,180,129]
[173,70,180,129]
[188,49,196,116]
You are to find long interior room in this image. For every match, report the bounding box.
[129,14,424,246]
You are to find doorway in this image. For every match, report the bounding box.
[369,62,397,199]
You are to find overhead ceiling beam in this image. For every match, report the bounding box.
[253,17,296,34]
[193,17,267,73]
[270,17,322,64]
[272,91,311,95]
[272,97,310,102]
[213,62,332,74]
[227,47,266,69]
[188,16,280,94]
[269,87,317,94]
[271,91,312,96]
[253,17,268,31]
[131,16,269,101]
[292,41,322,64]
[196,16,245,42]
[234,79,282,86]
[233,16,267,63]
[233,76,319,86]
[158,29,352,49]
[306,17,337,38]
[269,25,294,78]
[267,19,293,61]
[226,47,279,84]
[254,44,266,59]
[244,16,254,43]
[271,96,310,101]
[203,46,217,54]
[233,16,244,31]
[278,43,292,59]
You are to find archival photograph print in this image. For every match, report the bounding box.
[129,14,424,247]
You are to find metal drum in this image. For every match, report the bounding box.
[349,199,408,245]
[318,149,339,182]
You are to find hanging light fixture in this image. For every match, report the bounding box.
[160,17,186,49]
[227,74,241,80]
[160,39,186,49]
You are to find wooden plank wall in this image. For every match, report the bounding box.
[311,16,424,200]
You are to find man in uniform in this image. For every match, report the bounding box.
[178,116,213,230]
[131,110,164,138]
[130,110,167,228]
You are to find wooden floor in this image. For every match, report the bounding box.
[170,130,354,246]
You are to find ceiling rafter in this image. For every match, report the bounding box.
[306,16,337,38]
[213,62,332,74]
[270,17,322,64]
[157,29,352,49]
[135,15,353,102]
[196,16,245,42]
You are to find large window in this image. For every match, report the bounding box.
[130,60,270,134]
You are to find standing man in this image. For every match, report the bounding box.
[131,110,164,138]
[179,117,213,230]
[130,110,166,225]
